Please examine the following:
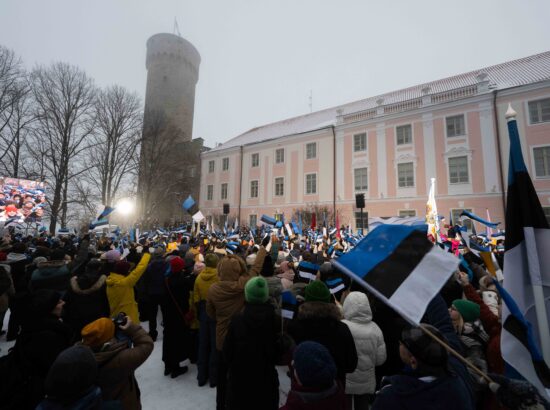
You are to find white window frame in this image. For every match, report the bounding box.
[249,180,259,198]
[274,177,285,197]
[399,209,417,217]
[396,124,413,145]
[221,183,228,200]
[527,97,550,125]
[249,214,257,228]
[275,148,285,164]
[353,132,367,152]
[305,173,317,195]
[208,160,215,173]
[532,145,550,178]
[354,167,368,191]
[206,185,213,201]
[448,156,470,184]
[445,114,467,138]
[397,162,415,188]
[251,153,259,167]
[451,208,473,231]
[306,142,317,159]
[222,157,229,171]
[354,211,368,230]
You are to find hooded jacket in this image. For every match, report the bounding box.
[280,382,347,410]
[207,247,266,351]
[287,301,358,385]
[193,266,219,305]
[106,253,151,323]
[30,260,71,293]
[342,292,386,394]
[63,272,110,337]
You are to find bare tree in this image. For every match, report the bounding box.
[85,85,142,206]
[27,62,96,232]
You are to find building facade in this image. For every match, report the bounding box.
[200,51,550,230]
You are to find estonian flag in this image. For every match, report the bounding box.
[459,209,500,229]
[89,218,109,230]
[261,214,277,226]
[325,277,346,295]
[333,224,458,324]
[500,105,550,400]
[97,205,115,220]
[297,261,319,282]
[281,290,297,319]
[182,195,198,215]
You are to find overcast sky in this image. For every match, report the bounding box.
[1,0,549,148]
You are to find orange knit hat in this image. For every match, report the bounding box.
[81,318,115,347]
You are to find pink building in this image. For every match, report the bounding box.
[200,51,550,230]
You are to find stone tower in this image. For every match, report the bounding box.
[139,33,203,226]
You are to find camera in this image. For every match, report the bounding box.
[112,312,128,327]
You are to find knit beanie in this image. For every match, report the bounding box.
[114,260,131,275]
[452,299,480,323]
[101,249,121,263]
[400,324,448,375]
[31,289,61,314]
[305,280,331,303]
[44,345,98,403]
[205,253,219,268]
[293,341,336,388]
[244,277,269,304]
[170,256,185,273]
[81,318,115,348]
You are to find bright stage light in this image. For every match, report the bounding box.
[116,198,135,216]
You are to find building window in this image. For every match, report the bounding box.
[222,157,229,171]
[250,180,258,198]
[188,166,196,177]
[221,183,228,200]
[451,208,473,231]
[354,211,368,230]
[207,185,213,201]
[249,214,257,227]
[449,156,469,183]
[306,142,317,159]
[396,124,412,145]
[397,162,414,188]
[534,146,550,177]
[274,213,284,221]
[208,160,215,173]
[446,114,466,137]
[354,167,368,191]
[543,207,550,225]
[305,173,317,194]
[275,148,285,164]
[528,98,550,124]
[275,177,284,196]
[399,209,416,217]
[251,153,259,167]
[353,133,367,152]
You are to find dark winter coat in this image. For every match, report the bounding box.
[280,382,347,410]
[3,252,30,293]
[223,303,279,410]
[287,301,358,384]
[91,324,154,410]
[30,260,71,293]
[63,274,110,338]
[144,258,168,296]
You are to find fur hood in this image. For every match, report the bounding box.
[70,274,106,295]
[37,260,68,269]
[298,301,342,321]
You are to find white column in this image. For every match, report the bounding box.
[376,123,387,198]
[423,113,437,192]
[479,102,499,193]
[336,129,345,200]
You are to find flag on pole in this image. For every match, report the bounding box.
[426,178,439,242]
[486,208,494,237]
[281,290,298,319]
[97,205,116,220]
[499,104,550,400]
[459,209,500,229]
[333,224,458,324]
[182,195,195,211]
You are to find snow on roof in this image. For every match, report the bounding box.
[210,51,550,152]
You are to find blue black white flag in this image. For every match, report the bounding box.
[297,260,320,282]
[97,205,115,220]
[500,106,550,400]
[459,209,500,229]
[281,290,298,319]
[333,224,458,324]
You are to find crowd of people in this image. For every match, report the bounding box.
[0,223,548,410]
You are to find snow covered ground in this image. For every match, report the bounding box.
[0,313,291,409]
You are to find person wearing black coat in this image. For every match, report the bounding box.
[62,259,110,341]
[287,280,358,387]
[3,242,30,340]
[223,277,279,410]
[143,248,169,340]
[6,289,73,409]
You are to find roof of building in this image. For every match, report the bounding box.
[209,50,550,152]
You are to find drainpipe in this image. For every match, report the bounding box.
[492,90,506,213]
[331,125,336,226]
[238,145,243,224]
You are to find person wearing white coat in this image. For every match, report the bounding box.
[342,291,386,410]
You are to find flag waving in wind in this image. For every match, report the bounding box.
[500,104,550,400]
[426,178,439,242]
[334,224,458,324]
[97,205,115,220]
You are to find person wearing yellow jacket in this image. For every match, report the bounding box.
[106,251,151,323]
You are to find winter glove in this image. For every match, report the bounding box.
[489,373,550,410]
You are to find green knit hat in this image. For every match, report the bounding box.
[204,253,219,269]
[245,277,269,304]
[305,280,331,303]
[452,299,480,322]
